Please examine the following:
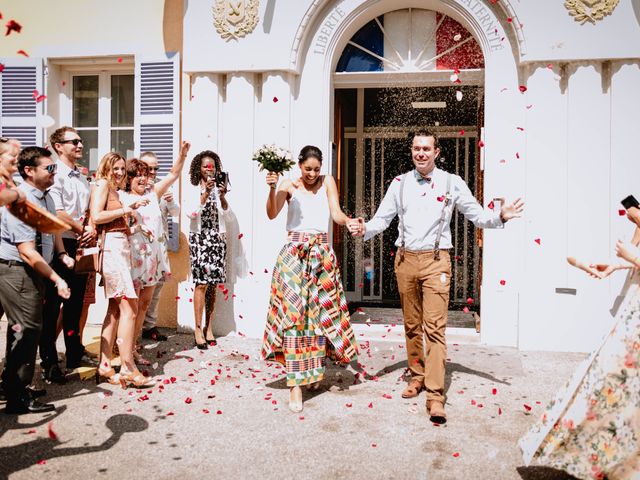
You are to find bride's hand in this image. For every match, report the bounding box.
[266,172,279,189]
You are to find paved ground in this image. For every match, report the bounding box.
[0,320,585,480]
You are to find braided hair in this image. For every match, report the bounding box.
[189,150,222,186]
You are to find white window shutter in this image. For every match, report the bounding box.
[135,52,181,251]
[0,57,44,147]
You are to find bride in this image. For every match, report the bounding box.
[519,208,640,479]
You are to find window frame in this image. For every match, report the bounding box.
[59,63,135,169]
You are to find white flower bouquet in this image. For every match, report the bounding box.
[252,144,295,174]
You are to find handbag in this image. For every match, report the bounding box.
[75,213,101,274]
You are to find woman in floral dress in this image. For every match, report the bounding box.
[520,212,640,479]
[183,150,229,349]
[120,142,190,364]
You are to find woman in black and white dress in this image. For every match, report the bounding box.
[184,150,229,349]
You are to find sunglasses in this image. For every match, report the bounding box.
[40,164,57,174]
[59,138,83,146]
[0,137,9,143]
[147,166,158,172]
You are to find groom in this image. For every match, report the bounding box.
[349,130,523,422]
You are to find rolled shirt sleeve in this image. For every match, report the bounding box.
[364,179,401,241]
[452,175,503,229]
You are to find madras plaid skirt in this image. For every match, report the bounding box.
[261,233,358,386]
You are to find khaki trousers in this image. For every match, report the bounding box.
[395,250,450,403]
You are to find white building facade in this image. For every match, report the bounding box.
[1,0,639,352]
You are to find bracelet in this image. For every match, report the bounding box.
[56,251,68,258]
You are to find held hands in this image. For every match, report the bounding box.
[346,217,365,237]
[499,197,525,222]
[266,171,280,190]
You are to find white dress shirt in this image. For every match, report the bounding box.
[49,159,91,240]
[364,167,503,250]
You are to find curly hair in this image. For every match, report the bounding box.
[189,150,222,186]
[124,158,149,192]
[96,152,126,189]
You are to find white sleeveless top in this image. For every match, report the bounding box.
[286,181,330,233]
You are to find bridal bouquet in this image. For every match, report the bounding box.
[252,144,295,174]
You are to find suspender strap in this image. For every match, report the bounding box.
[398,173,408,262]
[433,173,452,261]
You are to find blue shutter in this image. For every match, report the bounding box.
[0,58,44,146]
[135,53,180,252]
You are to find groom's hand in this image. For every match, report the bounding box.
[499,197,525,222]
[346,217,365,237]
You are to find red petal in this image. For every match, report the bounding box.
[202,409,210,414]
[498,407,502,415]
[298,416,304,420]
[518,85,527,93]
[452,452,460,457]
[345,403,353,408]
[17,49,29,57]
[524,404,532,411]
[0,63,4,72]
[458,129,464,136]
[5,20,22,36]
[478,140,485,148]
[184,397,192,404]
[462,307,469,313]
[466,297,473,304]
[264,268,269,273]
[499,280,506,286]
[516,127,524,131]
[368,402,373,408]
[534,238,541,245]
[516,152,520,159]
[117,58,123,63]
[47,422,58,440]
[471,399,476,405]
[382,393,392,399]
[492,388,497,395]
[166,411,174,416]
[618,209,626,216]
[175,296,181,300]
[66,330,74,336]
[371,443,377,448]
[238,233,244,239]
[507,17,513,23]
[272,96,278,103]
[37,460,46,465]
[437,195,445,202]
[546,63,553,69]
[216,410,223,414]
[488,200,495,210]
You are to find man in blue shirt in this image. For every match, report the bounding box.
[0,147,72,415]
[350,130,524,422]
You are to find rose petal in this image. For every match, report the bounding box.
[184,397,192,404]
[47,422,58,441]
[238,233,244,239]
[499,280,506,286]
[382,393,392,399]
[345,403,352,408]
[37,460,46,465]
[452,452,460,457]
[216,410,223,414]
[488,200,495,210]
[518,85,527,93]
[458,129,464,136]
[534,238,541,245]
[478,140,485,148]
[524,404,532,411]
[17,49,29,57]
[462,307,469,313]
[5,20,22,36]
[619,209,626,216]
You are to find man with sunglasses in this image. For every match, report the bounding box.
[0,147,71,414]
[139,151,179,342]
[39,127,94,383]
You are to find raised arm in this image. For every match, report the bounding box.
[154,141,191,199]
[324,175,349,226]
[266,172,290,220]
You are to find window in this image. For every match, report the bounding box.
[71,72,134,170]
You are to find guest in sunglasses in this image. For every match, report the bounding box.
[139,151,181,342]
[39,127,95,385]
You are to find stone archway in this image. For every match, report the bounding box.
[292,0,527,347]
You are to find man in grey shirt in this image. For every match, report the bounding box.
[0,147,72,414]
[40,127,94,380]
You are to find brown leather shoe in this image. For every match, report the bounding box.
[401,380,424,399]
[427,400,447,423]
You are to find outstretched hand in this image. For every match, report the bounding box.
[615,239,640,266]
[499,197,524,221]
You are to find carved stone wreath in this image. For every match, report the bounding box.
[212,0,260,41]
[564,0,620,24]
